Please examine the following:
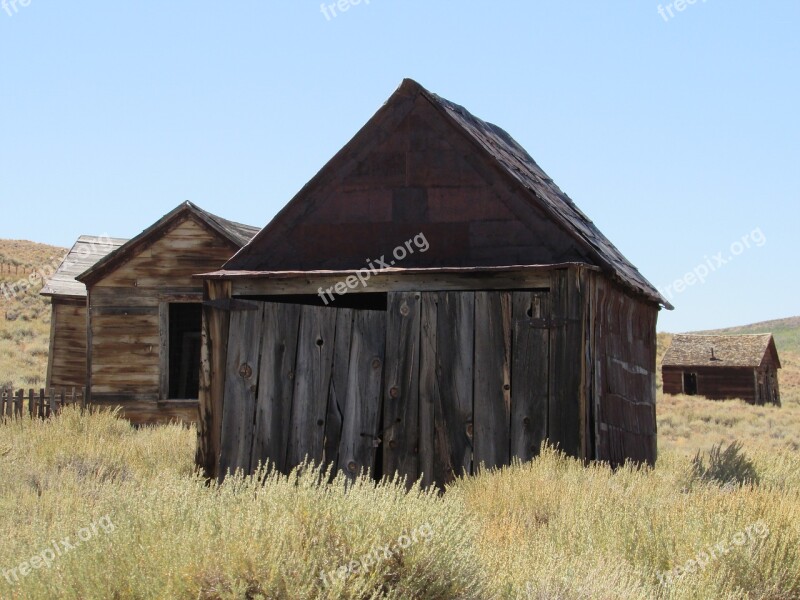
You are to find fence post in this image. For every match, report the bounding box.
[59,388,66,415]
[8,389,25,417]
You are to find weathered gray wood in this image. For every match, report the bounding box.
[251,302,302,473]
[473,292,511,471]
[218,304,265,476]
[383,292,421,485]
[198,279,232,479]
[418,294,437,488]
[91,306,160,316]
[287,306,337,469]
[549,269,584,458]
[158,302,169,401]
[45,305,57,390]
[434,291,475,484]
[86,292,93,405]
[510,291,550,461]
[323,309,354,474]
[231,268,556,298]
[337,310,387,480]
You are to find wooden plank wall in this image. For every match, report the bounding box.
[662,365,757,403]
[218,303,386,478]
[385,280,583,487]
[587,273,659,466]
[216,275,588,487]
[46,299,88,389]
[88,216,240,425]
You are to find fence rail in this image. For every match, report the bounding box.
[0,387,86,419]
[0,262,36,276]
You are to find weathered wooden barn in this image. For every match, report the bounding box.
[662,334,781,405]
[40,235,128,390]
[75,202,259,425]
[196,79,672,485]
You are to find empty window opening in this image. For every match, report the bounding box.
[683,372,698,396]
[169,303,202,399]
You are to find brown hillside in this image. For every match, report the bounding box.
[0,239,68,388]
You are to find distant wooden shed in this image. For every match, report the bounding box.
[75,202,259,425]
[40,235,128,390]
[196,79,672,484]
[662,334,781,405]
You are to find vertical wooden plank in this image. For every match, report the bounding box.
[583,275,598,461]
[197,279,232,479]
[510,291,550,461]
[323,309,354,475]
[337,310,387,480]
[383,292,421,485]
[48,388,55,418]
[549,269,584,458]
[251,302,302,473]
[418,294,437,489]
[434,291,474,485]
[218,304,265,477]
[45,303,57,390]
[85,293,93,406]
[158,302,170,400]
[473,292,511,471]
[287,306,337,469]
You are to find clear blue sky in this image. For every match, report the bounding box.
[1,1,797,332]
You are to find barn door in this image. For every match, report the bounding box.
[382,290,553,488]
[217,302,386,478]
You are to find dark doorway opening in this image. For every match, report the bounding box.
[683,372,698,396]
[169,303,202,399]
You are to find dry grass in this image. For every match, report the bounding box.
[0,408,798,599]
[657,393,800,455]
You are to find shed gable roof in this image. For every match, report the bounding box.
[662,334,781,368]
[76,201,259,286]
[40,235,128,299]
[224,78,670,308]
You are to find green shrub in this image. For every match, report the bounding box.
[692,441,760,487]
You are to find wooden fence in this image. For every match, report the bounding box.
[0,262,35,276]
[0,387,86,419]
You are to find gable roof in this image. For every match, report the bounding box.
[223,78,670,308]
[76,201,260,286]
[40,235,128,299]
[662,334,781,368]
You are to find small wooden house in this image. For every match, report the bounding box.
[196,79,672,484]
[41,235,128,390]
[662,334,781,405]
[75,202,259,425]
